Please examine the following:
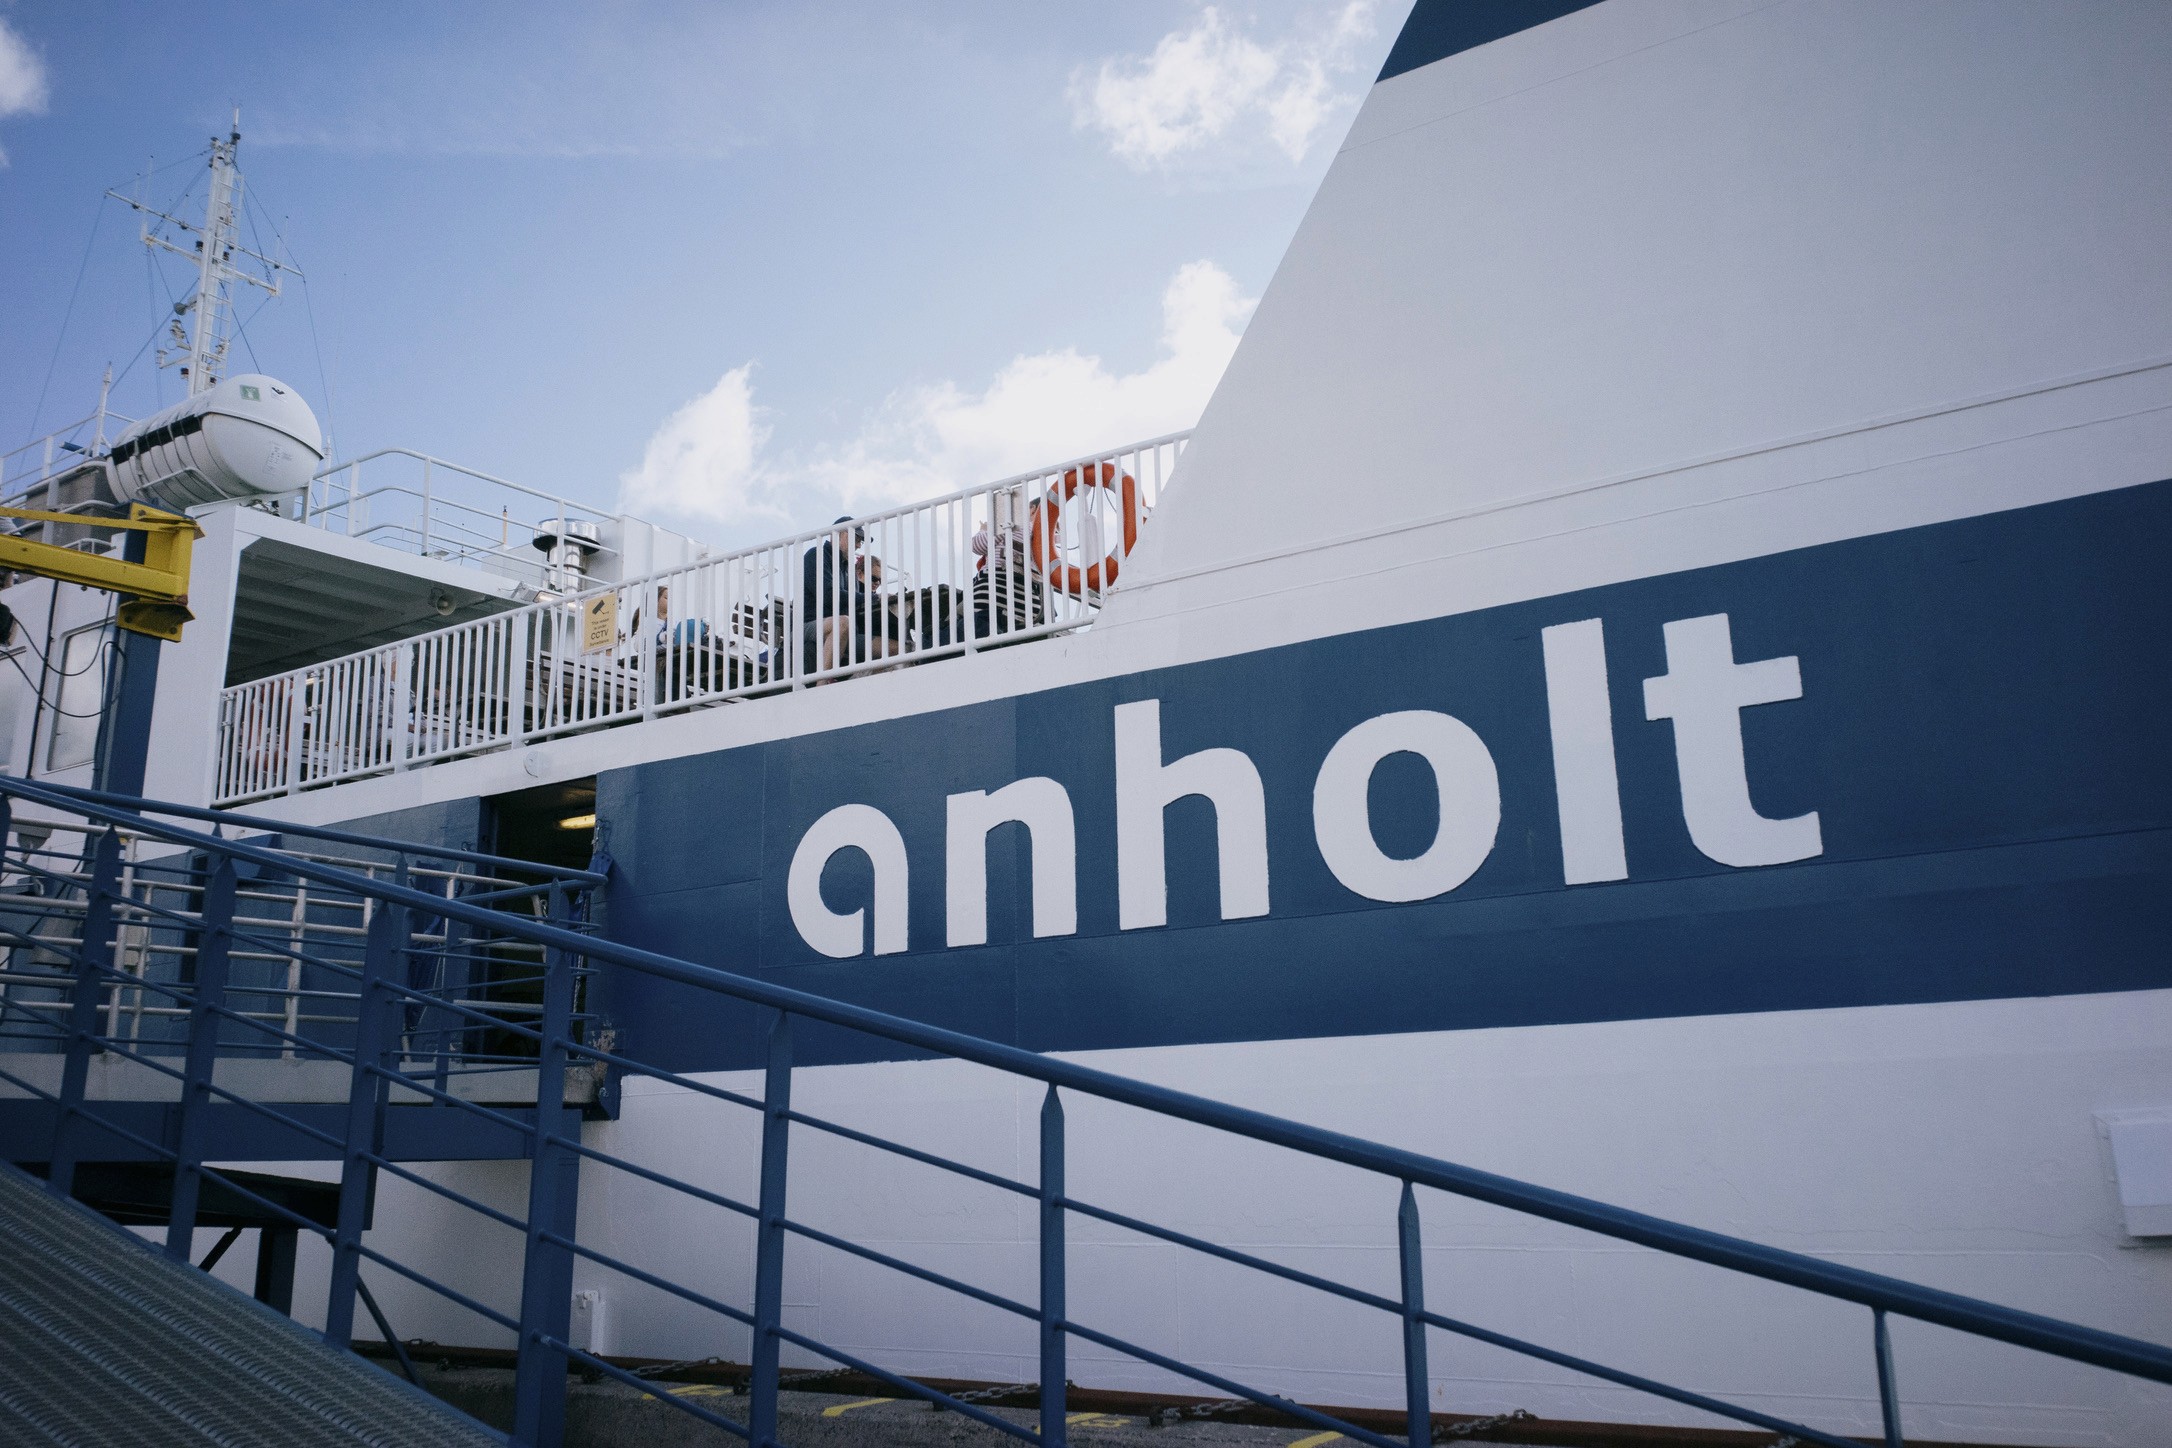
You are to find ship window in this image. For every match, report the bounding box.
[45,626,109,773]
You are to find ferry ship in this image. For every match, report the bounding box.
[2,3,2168,1444]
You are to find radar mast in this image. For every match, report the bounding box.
[108,110,299,395]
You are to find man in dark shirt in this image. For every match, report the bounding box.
[802,517,864,676]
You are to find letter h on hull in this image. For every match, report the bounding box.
[1113,699,1271,929]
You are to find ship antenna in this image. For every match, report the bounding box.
[106,108,299,395]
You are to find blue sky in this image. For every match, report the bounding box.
[1,3,1397,549]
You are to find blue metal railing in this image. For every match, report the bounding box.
[0,781,603,1071]
[2,772,2169,1448]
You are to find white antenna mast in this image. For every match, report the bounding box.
[108,109,300,395]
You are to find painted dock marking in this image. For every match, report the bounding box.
[1288,1434,1343,1447]
[821,1397,893,1417]
[650,1383,733,1403]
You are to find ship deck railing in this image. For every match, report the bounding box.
[1,406,137,520]
[302,448,625,589]
[214,431,1189,805]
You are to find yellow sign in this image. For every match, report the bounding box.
[580,593,618,653]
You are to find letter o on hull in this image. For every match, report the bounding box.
[1312,710,1501,902]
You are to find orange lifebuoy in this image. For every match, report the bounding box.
[1030,462,1139,595]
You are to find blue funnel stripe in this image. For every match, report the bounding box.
[1379,0,1606,81]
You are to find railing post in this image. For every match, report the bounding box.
[509,608,532,749]
[324,900,405,1346]
[282,674,308,795]
[1398,1183,1432,1448]
[165,856,236,1260]
[1874,1309,1904,1448]
[748,1010,794,1448]
[48,826,124,1200]
[420,457,434,554]
[511,892,581,1448]
[394,641,417,770]
[788,588,806,690]
[1040,1085,1067,1446]
[639,581,657,721]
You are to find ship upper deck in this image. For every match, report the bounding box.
[208,432,1188,805]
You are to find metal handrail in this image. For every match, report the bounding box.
[215,431,1191,804]
[0,782,600,1089]
[2,408,136,502]
[28,779,607,887]
[307,447,613,522]
[4,773,2169,1448]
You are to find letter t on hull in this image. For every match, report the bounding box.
[1643,613,1822,868]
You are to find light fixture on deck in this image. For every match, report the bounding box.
[557,813,596,831]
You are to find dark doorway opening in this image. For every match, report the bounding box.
[471,778,599,1061]
[485,778,598,874]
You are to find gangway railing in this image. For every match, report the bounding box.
[0,781,603,1081]
[215,432,1189,804]
[2,775,2169,1448]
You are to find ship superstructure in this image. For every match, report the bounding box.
[2,3,2169,1444]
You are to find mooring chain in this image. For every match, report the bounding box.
[1148,1401,1535,1436]
[934,1381,1038,1409]
[627,1354,728,1381]
[1436,1407,1536,1440]
[629,1358,859,1398]
[1147,1398,1249,1427]
[1148,1403,1538,1439]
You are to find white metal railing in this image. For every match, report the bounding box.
[3,406,135,505]
[214,432,1189,803]
[303,448,620,590]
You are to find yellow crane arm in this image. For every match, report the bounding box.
[0,504,203,641]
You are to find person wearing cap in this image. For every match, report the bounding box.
[802,516,867,677]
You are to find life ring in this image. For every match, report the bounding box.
[1029,462,1139,595]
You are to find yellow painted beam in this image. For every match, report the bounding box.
[0,537,185,598]
[0,504,202,640]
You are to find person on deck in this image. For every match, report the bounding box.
[852,550,905,665]
[970,516,1045,644]
[802,518,865,677]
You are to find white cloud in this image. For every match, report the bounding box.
[617,260,1256,535]
[0,18,50,167]
[1071,3,1375,169]
[617,365,783,530]
[1071,10,1278,167]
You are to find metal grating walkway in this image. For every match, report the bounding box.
[0,1161,498,1447]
